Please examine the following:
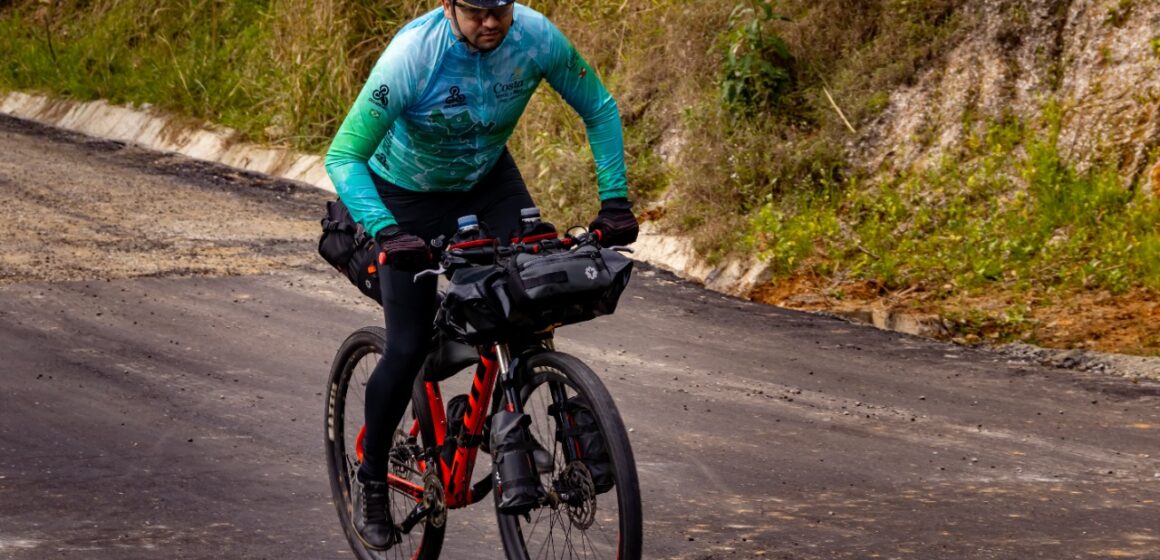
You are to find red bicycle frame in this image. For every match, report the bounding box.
[356,344,509,509]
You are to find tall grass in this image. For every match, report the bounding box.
[0,0,429,147]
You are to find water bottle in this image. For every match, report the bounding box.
[517,207,557,241]
[520,207,541,228]
[450,214,484,246]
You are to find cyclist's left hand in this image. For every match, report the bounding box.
[375,225,431,272]
[588,198,638,246]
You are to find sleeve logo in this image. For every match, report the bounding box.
[370,84,390,107]
[565,50,586,79]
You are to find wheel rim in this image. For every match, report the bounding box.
[506,367,625,559]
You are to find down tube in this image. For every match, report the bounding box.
[445,351,500,507]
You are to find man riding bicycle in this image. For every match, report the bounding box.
[324,0,639,550]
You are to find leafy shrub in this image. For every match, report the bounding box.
[718,0,794,114]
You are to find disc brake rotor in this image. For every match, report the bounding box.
[560,461,597,529]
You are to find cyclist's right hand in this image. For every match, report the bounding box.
[375,225,431,272]
[588,197,639,247]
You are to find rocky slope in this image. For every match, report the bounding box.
[860,0,1159,190]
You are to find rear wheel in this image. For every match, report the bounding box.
[325,326,445,560]
[495,351,643,559]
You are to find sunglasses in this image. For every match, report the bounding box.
[454,2,514,22]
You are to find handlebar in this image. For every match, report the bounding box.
[412,231,627,283]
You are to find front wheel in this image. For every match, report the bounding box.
[495,351,643,559]
[325,326,445,560]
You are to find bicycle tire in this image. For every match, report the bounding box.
[494,351,643,559]
[325,326,446,560]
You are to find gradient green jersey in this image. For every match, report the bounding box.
[324,5,628,236]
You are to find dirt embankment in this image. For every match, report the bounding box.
[754,276,1159,363]
[858,0,1160,189]
[752,0,1160,357]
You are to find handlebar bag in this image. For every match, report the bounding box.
[506,246,633,329]
[437,264,514,344]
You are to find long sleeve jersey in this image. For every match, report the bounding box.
[324,5,628,237]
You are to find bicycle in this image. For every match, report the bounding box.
[324,230,643,559]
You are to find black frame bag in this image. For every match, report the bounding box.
[318,199,382,304]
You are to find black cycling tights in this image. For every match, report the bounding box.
[358,149,533,481]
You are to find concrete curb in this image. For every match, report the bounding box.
[0,90,769,297]
[0,91,332,192]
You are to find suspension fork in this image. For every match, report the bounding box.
[495,343,523,414]
[496,340,577,461]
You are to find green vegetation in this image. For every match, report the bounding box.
[1,0,1156,350]
[749,107,1160,298]
[1104,0,1133,27]
[718,0,793,114]
[0,0,437,146]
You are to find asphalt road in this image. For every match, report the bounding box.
[1,115,1159,559]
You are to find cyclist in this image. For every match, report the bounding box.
[324,0,639,550]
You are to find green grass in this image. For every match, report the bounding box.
[0,0,425,148]
[747,108,1160,300]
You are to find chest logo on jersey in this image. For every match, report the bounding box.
[493,71,529,102]
[444,86,467,108]
[370,84,390,108]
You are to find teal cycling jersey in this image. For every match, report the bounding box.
[324,5,628,237]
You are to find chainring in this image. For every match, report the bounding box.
[423,470,448,529]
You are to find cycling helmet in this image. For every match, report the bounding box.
[455,0,515,8]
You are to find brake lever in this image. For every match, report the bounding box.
[609,246,635,253]
[413,266,446,282]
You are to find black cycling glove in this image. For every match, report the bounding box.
[375,225,430,272]
[588,198,639,246]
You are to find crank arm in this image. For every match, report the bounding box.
[399,500,433,534]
